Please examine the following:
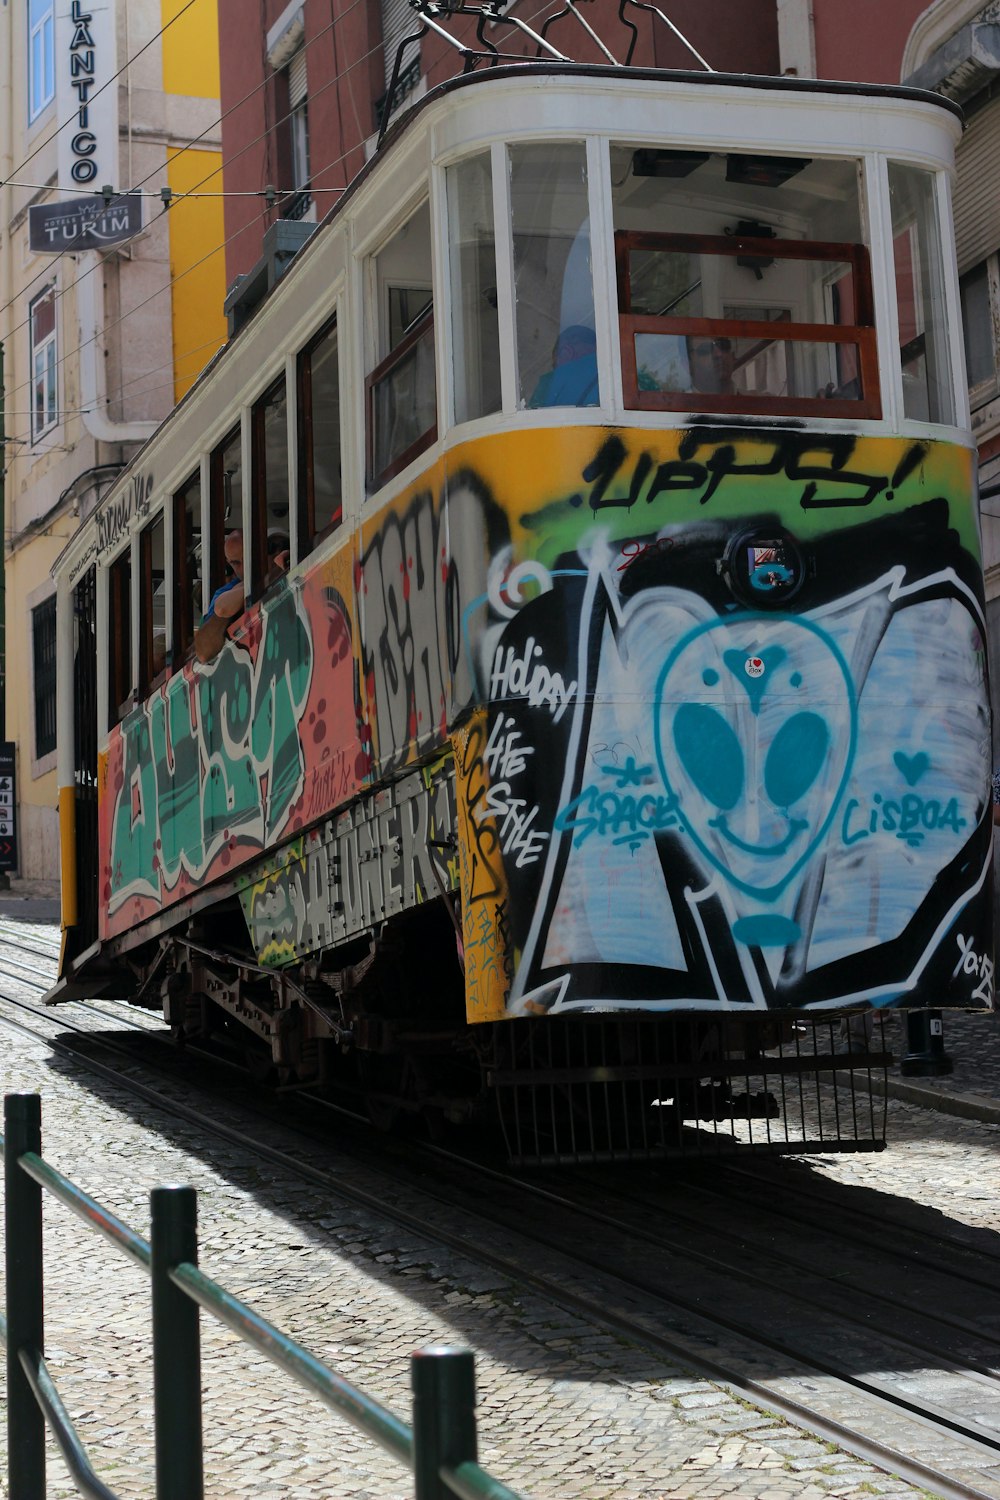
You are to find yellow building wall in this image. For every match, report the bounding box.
[161,0,227,402]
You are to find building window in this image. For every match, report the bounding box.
[280,49,311,220]
[32,596,57,760]
[30,286,57,442]
[28,0,54,121]
[960,255,1000,406]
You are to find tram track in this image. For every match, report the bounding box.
[0,938,999,1500]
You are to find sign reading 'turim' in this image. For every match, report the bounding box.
[57,0,118,193]
[28,194,142,253]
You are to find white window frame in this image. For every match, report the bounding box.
[28,0,55,122]
[29,285,58,444]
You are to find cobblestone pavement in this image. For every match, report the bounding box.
[0,908,997,1498]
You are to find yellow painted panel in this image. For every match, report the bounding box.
[161,0,220,99]
[453,711,512,1023]
[165,148,227,402]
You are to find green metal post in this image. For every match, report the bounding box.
[150,1185,204,1500]
[4,1093,46,1499]
[412,1347,477,1500]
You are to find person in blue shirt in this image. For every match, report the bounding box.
[194,530,245,663]
[528,325,599,408]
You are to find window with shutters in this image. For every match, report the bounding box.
[960,257,1000,407]
[954,97,1000,412]
[279,47,311,220]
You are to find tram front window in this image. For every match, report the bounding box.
[611,146,879,417]
[888,162,955,426]
[509,141,599,410]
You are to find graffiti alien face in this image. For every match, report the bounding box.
[653,614,856,903]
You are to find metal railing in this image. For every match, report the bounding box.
[1,1092,525,1500]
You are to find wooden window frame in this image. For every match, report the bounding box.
[172,471,201,664]
[108,550,133,729]
[250,374,289,597]
[615,230,881,420]
[139,516,168,698]
[209,425,240,600]
[297,316,343,555]
[365,305,437,492]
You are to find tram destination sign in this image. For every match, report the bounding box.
[29,194,142,254]
[0,743,17,873]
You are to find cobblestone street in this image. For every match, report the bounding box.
[1,901,998,1499]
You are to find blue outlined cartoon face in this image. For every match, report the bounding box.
[653,613,857,902]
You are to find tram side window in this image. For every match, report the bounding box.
[209,425,243,603]
[510,142,598,410]
[139,512,167,695]
[366,201,436,490]
[251,375,291,595]
[610,146,878,417]
[173,469,203,661]
[298,318,342,551]
[108,549,132,728]
[888,162,955,426]
[448,152,501,423]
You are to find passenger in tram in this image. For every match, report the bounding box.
[528,325,599,408]
[266,528,291,586]
[687,335,737,396]
[194,529,245,664]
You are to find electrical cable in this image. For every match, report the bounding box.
[0,0,373,334]
[2,0,204,188]
[0,4,381,346]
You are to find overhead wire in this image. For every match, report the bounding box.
[2,0,627,414]
[0,0,379,347]
[3,90,392,413]
[2,0,204,188]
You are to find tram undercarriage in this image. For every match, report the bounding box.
[110,897,889,1165]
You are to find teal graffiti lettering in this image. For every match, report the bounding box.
[149,677,203,882]
[555,785,680,848]
[110,711,159,899]
[199,649,259,845]
[840,790,968,848]
[251,585,313,840]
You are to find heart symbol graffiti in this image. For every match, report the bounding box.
[893,751,930,787]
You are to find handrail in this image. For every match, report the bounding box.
[17,1344,119,1500]
[170,1260,413,1464]
[1,1092,526,1500]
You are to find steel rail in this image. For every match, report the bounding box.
[3,1000,996,1500]
[0,935,997,1500]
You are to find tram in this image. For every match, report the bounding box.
[49,53,994,1161]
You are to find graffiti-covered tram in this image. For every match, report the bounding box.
[51,57,994,1162]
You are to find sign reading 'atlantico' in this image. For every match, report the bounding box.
[28,194,142,253]
[57,0,117,194]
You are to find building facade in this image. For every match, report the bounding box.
[214,0,781,288]
[0,0,227,889]
[783,0,1000,735]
